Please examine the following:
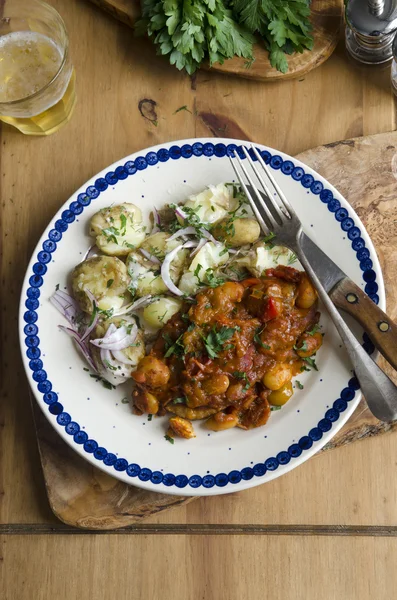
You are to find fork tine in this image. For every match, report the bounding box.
[228,156,270,235]
[231,151,279,231]
[242,146,286,224]
[250,145,297,218]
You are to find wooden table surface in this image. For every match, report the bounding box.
[2,1,397,598]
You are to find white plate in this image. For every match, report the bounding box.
[19,138,384,496]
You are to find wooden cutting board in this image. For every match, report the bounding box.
[87,0,343,82]
[31,129,397,530]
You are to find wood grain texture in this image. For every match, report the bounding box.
[2,534,397,600]
[87,0,343,82]
[26,130,397,531]
[2,0,397,533]
[330,276,397,372]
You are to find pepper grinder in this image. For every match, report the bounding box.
[346,0,397,64]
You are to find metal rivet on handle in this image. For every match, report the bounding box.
[346,293,358,304]
[378,321,390,332]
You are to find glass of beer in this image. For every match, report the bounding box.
[0,0,76,135]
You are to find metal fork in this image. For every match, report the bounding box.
[229,145,397,422]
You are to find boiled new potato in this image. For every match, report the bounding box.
[71,256,130,314]
[126,251,167,297]
[90,204,146,256]
[181,183,232,226]
[213,218,260,248]
[234,242,298,277]
[143,296,183,329]
[140,232,188,278]
[179,242,229,295]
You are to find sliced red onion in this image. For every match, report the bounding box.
[100,349,129,384]
[80,289,100,341]
[90,322,138,351]
[112,349,137,365]
[113,295,154,316]
[201,229,219,244]
[59,325,97,372]
[174,206,187,222]
[183,240,198,248]
[140,248,161,264]
[161,244,186,296]
[191,238,207,257]
[151,206,161,233]
[168,226,196,241]
[84,244,100,260]
[50,290,80,328]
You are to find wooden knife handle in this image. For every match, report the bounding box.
[330,277,397,371]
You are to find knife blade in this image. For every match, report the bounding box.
[299,232,346,293]
[299,232,397,372]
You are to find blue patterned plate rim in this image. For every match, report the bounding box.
[19,138,385,496]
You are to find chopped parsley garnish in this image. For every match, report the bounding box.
[121,397,130,404]
[89,373,116,389]
[148,414,153,421]
[187,323,195,332]
[163,333,185,358]
[194,263,203,281]
[104,359,117,371]
[164,434,174,444]
[55,283,60,291]
[287,251,298,265]
[271,405,282,411]
[173,397,187,404]
[202,326,236,359]
[119,213,127,235]
[294,340,308,352]
[123,241,135,249]
[102,226,120,244]
[233,371,250,391]
[302,357,318,371]
[174,105,192,114]
[205,268,225,288]
[254,327,271,350]
[295,380,304,390]
[219,247,229,256]
[106,279,114,288]
[83,367,89,372]
[307,324,321,336]
[263,232,276,244]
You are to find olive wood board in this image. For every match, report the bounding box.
[28,129,397,530]
[86,0,343,82]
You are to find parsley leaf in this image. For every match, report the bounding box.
[163,333,185,358]
[202,326,236,359]
[295,380,304,390]
[271,405,282,411]
[164,434,174,444]
[307,324,320,336]
[174,105,192,114]
[302,356,318,371]
[232,0,313,73]
[233,371,250,391]
[173,397,187,404]
[136,1,255,76]
[106,279,114,288]
[254,327,271,350]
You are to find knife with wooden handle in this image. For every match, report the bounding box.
[300,234,397,371]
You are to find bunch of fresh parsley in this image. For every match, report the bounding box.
[136,0,313,74]
[231,0,313,74]
[136,0,255,75]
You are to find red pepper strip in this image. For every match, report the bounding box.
[265,266,300,283]
[262,297,280,321]
[241,278,261,288]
